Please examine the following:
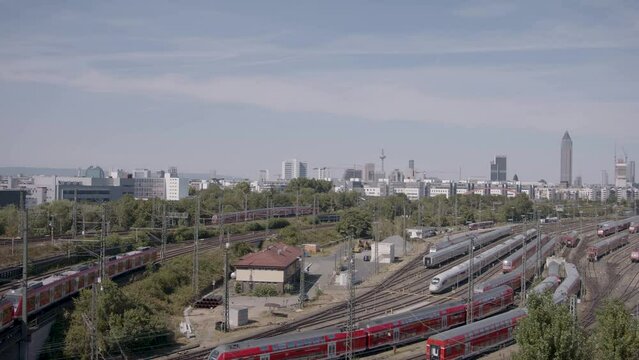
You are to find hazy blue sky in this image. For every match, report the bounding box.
[1,1,638,183]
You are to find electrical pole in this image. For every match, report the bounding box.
[521,219,527,306]
[536,211,542,277]
[223,236,230,332]
[99,205,106,287]
[90,284,98,360]
[218,198,224,246]
[161,203,167,263]
[403,204,407,257]
[467,235,475,324]
[193,196,200,295]
[345,235,355,360]
[299,246,305,309]
[20,193,29,360]
[72,189,77,239]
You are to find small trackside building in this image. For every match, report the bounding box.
[234,243,302,294]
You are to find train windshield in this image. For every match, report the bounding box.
[207,350,220,360]
[431,278,440,285]
[430,345,440,360]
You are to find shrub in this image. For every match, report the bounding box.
[252,284,278,297]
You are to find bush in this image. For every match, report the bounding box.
[252,284,278,297]
[234,282,243,294]
[245,222,265,232]
[268,218,290,230]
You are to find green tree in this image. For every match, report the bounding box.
[337,208,372,238]
[514,293,589,360]
[64,279,170,359]
[592,299,639,360]
[278,225,305,245]
[231,242,254,258]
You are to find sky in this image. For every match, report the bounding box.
[1,1,638,184]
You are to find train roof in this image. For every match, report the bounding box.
[211,327,342,353]
[359,300,465,328]
[590,232,628,248]
[428,308,527,341]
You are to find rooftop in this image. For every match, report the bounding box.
[235,243,302,269]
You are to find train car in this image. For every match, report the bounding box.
[360,286,513,350]
[474,237,557,294]
[4,247,156,319]
[553,262,580,304]
[560,231,579,248]
[211,206,315,225]
[529,275,561,296]
[423,227,513,268]
[468,221,495,231]
[430,233,473,253]
[207,327,368,360]
[0,297,14,333]
[587,233,629,261]
[425,308,528,360]
[502,235,551,273]
[632,248,639,263]
[430,229,536,294]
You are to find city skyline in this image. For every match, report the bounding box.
[1,1,639,183]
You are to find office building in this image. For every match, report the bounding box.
[134,169,151,179]
[629,161,636,185]
[343,168,363,181]
[615,159,627,188]
[85,166,105,179]
[364,163,375,182]
[560,131,572,186]
[602,170,609,186]
[281,159,308,180]
[490,155,507,182]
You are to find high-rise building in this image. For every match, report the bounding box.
[281,159,308,180]
[258,169,269,182]
[490,155,507,182]
[364,163,375,182]
[343,168,363,181]
[629,161,636,185]
[407,160,416,179]
[615,159,627,188]
[574,176,583,187]
[560,131,573,186]
[602,170,609,186]
[168,166,178,178]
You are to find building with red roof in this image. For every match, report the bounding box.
[234,243,302,293]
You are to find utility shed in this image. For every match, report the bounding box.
[234,243,302,294]
[370,242,395,263]
[229,306,248,328]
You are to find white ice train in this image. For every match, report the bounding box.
[430,229,537,294]
[423,227,513,268]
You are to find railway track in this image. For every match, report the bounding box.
[174,221,593,360]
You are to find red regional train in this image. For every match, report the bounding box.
[3,247,157,320]
[207,286,514,360]
[502,235,550,273]
[425,308,527,360]
[0,298,13,332]
[468,221,495,231]
[211,206,314,225]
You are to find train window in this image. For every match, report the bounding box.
[260,346,269,351]
[431,278,440,285]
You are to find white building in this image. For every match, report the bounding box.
[429,186,452,199]
[281,159,308,180]
[363,184,388,197]
[393,185,424,200]
[165,174,188,201]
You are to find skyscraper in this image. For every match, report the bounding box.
[363,163,375,182]
[281,159,308,180]
[490,155,507,182]
[629,161,636,185]
[560,131,572,186]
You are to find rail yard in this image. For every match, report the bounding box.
[1,215,638,360]
[148,216,639,360]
